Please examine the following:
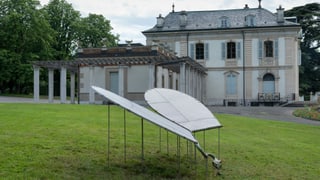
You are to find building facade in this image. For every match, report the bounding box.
[143,5,301,106]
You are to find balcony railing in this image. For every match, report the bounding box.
[258,92,280,102]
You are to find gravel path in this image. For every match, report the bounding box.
[208,106,320,126]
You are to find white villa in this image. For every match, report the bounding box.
[142,4,301,106]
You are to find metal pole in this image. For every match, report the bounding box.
[194,132,197,175]
[141,118,144,160]
[167,131,169,155]
[218,128,221,159]
[107,104,110,167]
[178,136,181,177]
[124,109,126,163]
[203,130,206,151]
[159,127,161,152]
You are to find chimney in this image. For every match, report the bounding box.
[277,5,285,23]
[258,0,262,8]
[179,11,187,27]
[156,14,164,28]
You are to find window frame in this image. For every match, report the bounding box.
[226,72,237,95]
[195,43,204,60]
[220,16,229,28]
[245,15,256,27]
[264,40,273,58]
[227,42,236,59]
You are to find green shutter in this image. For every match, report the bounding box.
[189,43,195,59]
[204,43,209,60]
[258,40,263,59]
[221,42,226,60]
[236,42,241,59]
[274,39,279,59]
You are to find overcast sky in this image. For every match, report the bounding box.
[39,0,315,44]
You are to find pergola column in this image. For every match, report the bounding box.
[186,65,191,95]
[163,68,169,88]
[60,66,67,104]
[70,71,75,104]
[33,65,40,102]
[148,64,155,89]
[179,63,186,93]
[89,66,95,104]
[118,65,125,97]
[156,66,163,88]
[190,68,194,97]
[172,72,177,90]
[48,69,54,103]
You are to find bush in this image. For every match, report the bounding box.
[293,105,320,121]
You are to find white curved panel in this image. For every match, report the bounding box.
[92,86,197,143]
[144,88,222,132]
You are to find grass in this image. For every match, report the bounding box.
[0,103,319,179]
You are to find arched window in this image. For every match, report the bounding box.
[263,73,275,93]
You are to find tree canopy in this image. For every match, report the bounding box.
[285,3,320,96]
[0,0,119,94]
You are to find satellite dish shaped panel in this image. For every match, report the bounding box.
[145,88,222,132]
[92,86,197,143]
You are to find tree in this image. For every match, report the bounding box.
[285,3,320,96]
[0,0,54,94]
[78,13,119,48]
[42,0,81,60]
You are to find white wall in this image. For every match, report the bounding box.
[127,65,149,93]
[278,37,286,66]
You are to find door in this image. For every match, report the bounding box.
[263,74,275,94]
[110,72,119,94]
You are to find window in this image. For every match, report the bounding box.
[226,72,237,95]
[221,42,241,60]
[227,42,236,59]
[245,15,256,26]
[264,40,273,57]
[196,43,204,59]
[258,39,279,59]
[220,17,229,28]
[189,43,209,60]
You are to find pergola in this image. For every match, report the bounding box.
[32,53,207,104]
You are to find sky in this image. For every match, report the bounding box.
[39,0,316,45]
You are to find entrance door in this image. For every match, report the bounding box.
[110,72,119,94]
[263,73,275,93]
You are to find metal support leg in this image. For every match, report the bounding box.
[124,109,126,163]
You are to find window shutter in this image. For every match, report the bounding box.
[258,40,263,59]
[236,42,241,59]
[253,17,256,26]
[204,43,209,60]
[274,39,279,59]
[189,43,195,59]
[221,42,226,60]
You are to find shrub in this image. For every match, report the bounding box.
[293,105,320,121]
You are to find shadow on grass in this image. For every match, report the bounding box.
[108,154,200,179]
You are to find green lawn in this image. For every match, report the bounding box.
[0,103,319,179]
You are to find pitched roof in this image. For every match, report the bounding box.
[143,7,299,33]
